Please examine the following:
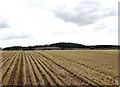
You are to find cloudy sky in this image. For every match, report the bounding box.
[0,0,119,48]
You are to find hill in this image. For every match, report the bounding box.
[49,42,85,48]
[2,42,120,50]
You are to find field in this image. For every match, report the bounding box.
[0,50,119,86]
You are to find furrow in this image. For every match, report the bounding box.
[36,51,100,86]
[22,52,27,85]
[0,52,16,69]
[26,52,40,85]
[33,52,66,85]
[36,52,87,85]
[33,52,65,86]
[27,52,52,86]
[18,51,24,85]
[24,52,32,85]
[46,51,117,85]
[7,52,21,85]
[2,52,18,85]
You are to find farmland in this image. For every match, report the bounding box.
[0,50,119,86]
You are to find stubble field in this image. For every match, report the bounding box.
[0,50,118,86]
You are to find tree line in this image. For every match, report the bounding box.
[2,42,120,50]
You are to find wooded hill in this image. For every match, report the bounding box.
[2,42,120,50]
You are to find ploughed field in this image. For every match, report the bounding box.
[0,50,118,86]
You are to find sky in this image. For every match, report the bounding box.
[0,0,119,48]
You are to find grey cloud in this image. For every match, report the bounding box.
[53,0,117,26]
[0,19,9,29]
[94,23,107,30]
[54,30,79,35]
[1,33,32,40]
[93,23,117,33]
[108,28,118,33]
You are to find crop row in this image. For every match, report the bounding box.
[42,50,118,85]
[1,50,118,86]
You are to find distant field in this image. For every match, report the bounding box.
[0,50,118,86]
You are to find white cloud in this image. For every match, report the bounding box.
[0,0,119,47]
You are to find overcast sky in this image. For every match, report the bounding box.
[0,0,119,48]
